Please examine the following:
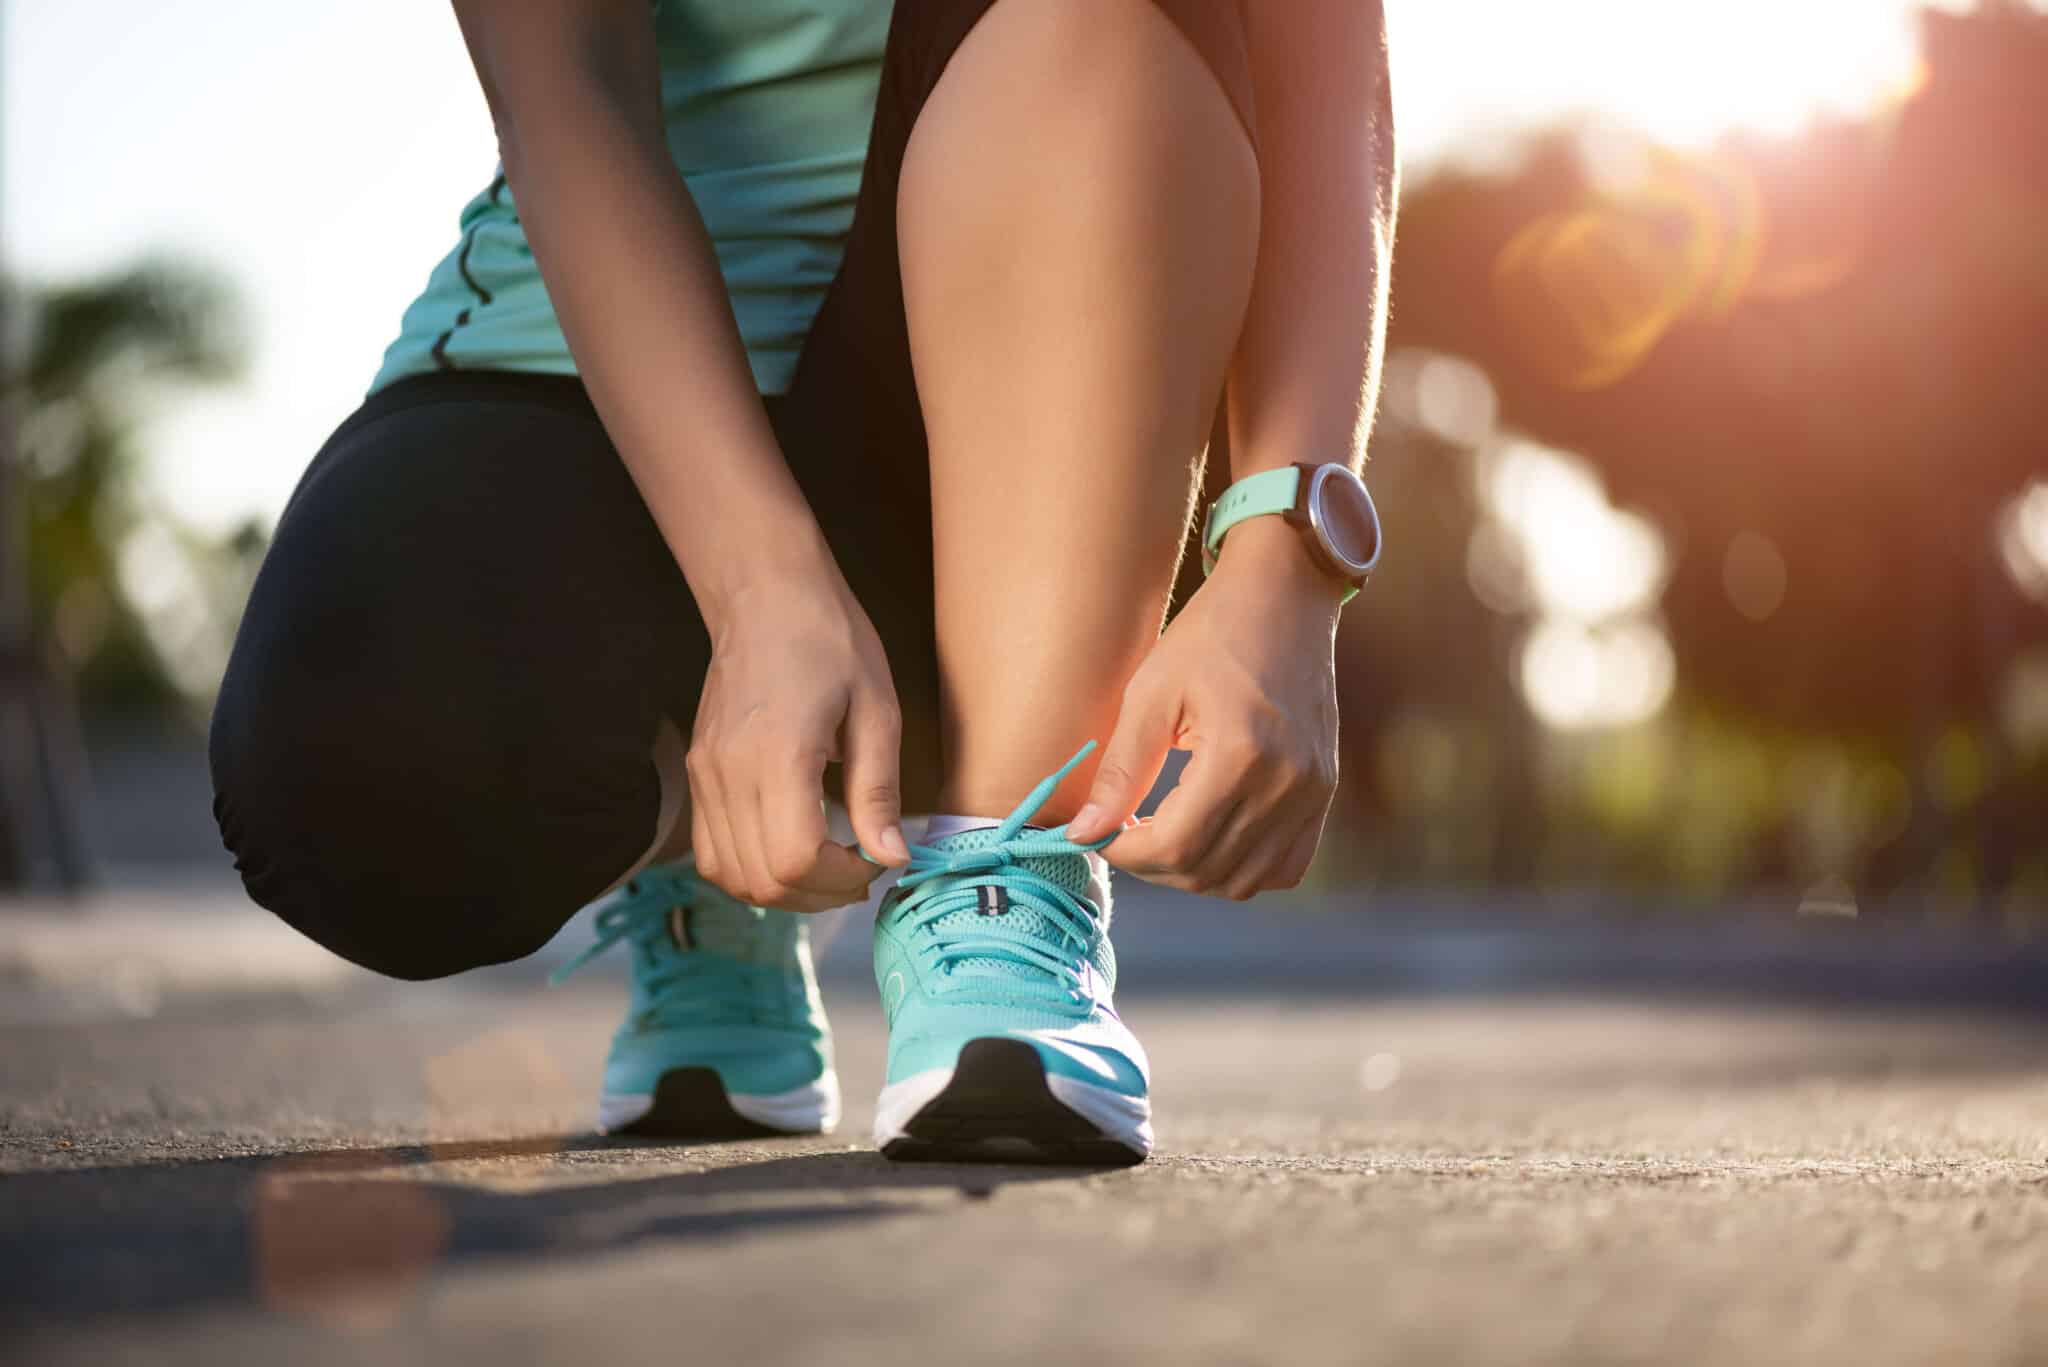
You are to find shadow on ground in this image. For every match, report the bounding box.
[0,1136,1106,1327]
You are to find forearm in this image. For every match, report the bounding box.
[468,10,837,628]
[1227,1,1398,484]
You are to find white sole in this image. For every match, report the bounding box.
[598,1073,842,1136]
[1047,1074,1155,1154]
[872,1068,955,1148]
[872,1063,1153,1158]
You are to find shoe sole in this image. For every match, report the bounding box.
[874,1039,1151,1165]
[600,1069,840,1138]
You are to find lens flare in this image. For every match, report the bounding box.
[1493,132,1876,389]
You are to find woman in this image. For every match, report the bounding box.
[211,0,1395,1164]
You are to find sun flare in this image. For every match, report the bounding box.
[1389,0,1981,159]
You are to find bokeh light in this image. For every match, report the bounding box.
[2002,650,2048,758]
[1722,530,1789,623]
[1519,618,1676,731]
[1998,481,2048,604]
[115,523,231,698]
[1413,353,1500,450]
[1485,441,1668,624]
[1361,1052,1403,1092]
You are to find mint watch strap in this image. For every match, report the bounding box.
[1203,464,1365,604]
[1201,466,1303,575]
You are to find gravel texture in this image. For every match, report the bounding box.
[6,965,2048,1366]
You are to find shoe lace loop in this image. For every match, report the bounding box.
[550,867,776,1027]
[885,744,1116,1015]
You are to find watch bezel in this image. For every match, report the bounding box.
[1300,462,1382,583]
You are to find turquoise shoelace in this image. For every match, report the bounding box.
[881,743,1117,1013]
[551,868,789,1029]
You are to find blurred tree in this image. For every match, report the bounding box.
[1380,2,2048,904]
[2,258,252,890]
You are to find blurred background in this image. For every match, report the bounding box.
[4,0,2045,924]
[11,13,2048,1357]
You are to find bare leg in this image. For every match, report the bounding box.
[616,718,691,888]
[901,0,1260,823]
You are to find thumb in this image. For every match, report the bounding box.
[843,688,909,864]
[1068,682,1176,843]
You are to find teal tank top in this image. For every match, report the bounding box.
[370,0,890,397]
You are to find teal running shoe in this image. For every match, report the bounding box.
[871,746,1151,1164]
[555,861,839,1137]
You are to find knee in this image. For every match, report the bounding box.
[209,686,553,980]
[208,632,621,982]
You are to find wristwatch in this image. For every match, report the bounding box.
[1202,462,1382,602]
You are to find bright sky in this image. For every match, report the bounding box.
[3,0,2000,535]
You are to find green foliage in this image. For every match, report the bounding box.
[7,258,263,714]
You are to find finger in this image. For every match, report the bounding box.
[729,764,795,908]
[689,790,724,889]
[1273,817,1325,889]
[1068,681,1178,844]
[1101,748,1244,887]
[759,749,881,908]
[686,745,746,901]
[842,687,909,865]
[1194,785,1285,896]
[1194,758,1318,893]
[1101,817,1218,896]
[789,847,883,909]
[1225,813,1325,902]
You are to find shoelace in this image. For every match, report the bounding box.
[881,743,1116,1015]
[551,868,786,1028]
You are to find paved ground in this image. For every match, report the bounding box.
[6,891,2048,1365]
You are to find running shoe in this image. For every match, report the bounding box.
[555,861,839,1137]
[871,746,1151,1164]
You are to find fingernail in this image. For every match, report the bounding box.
[882,826,911,863]
[1070,804,1103,836]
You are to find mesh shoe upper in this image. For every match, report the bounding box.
[873,746,1147,1096]
[556,861,832,1099]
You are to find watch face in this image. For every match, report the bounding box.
[1311,466,1381,575]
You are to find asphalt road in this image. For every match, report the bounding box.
[7,895,2048,1367]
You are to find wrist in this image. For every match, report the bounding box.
[1207,514,1348,615]
[690,519,846,637]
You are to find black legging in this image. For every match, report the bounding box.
[210,0,1257,981]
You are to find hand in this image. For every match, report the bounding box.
[688,562,911,912]
[1066,517,1343,900]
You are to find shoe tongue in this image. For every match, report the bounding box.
[923,826,1108,985]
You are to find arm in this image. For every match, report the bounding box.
[1068,1,1397,897]
[451,1,908,907]
[453,0,818,616]
[1227,0,1397,491]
